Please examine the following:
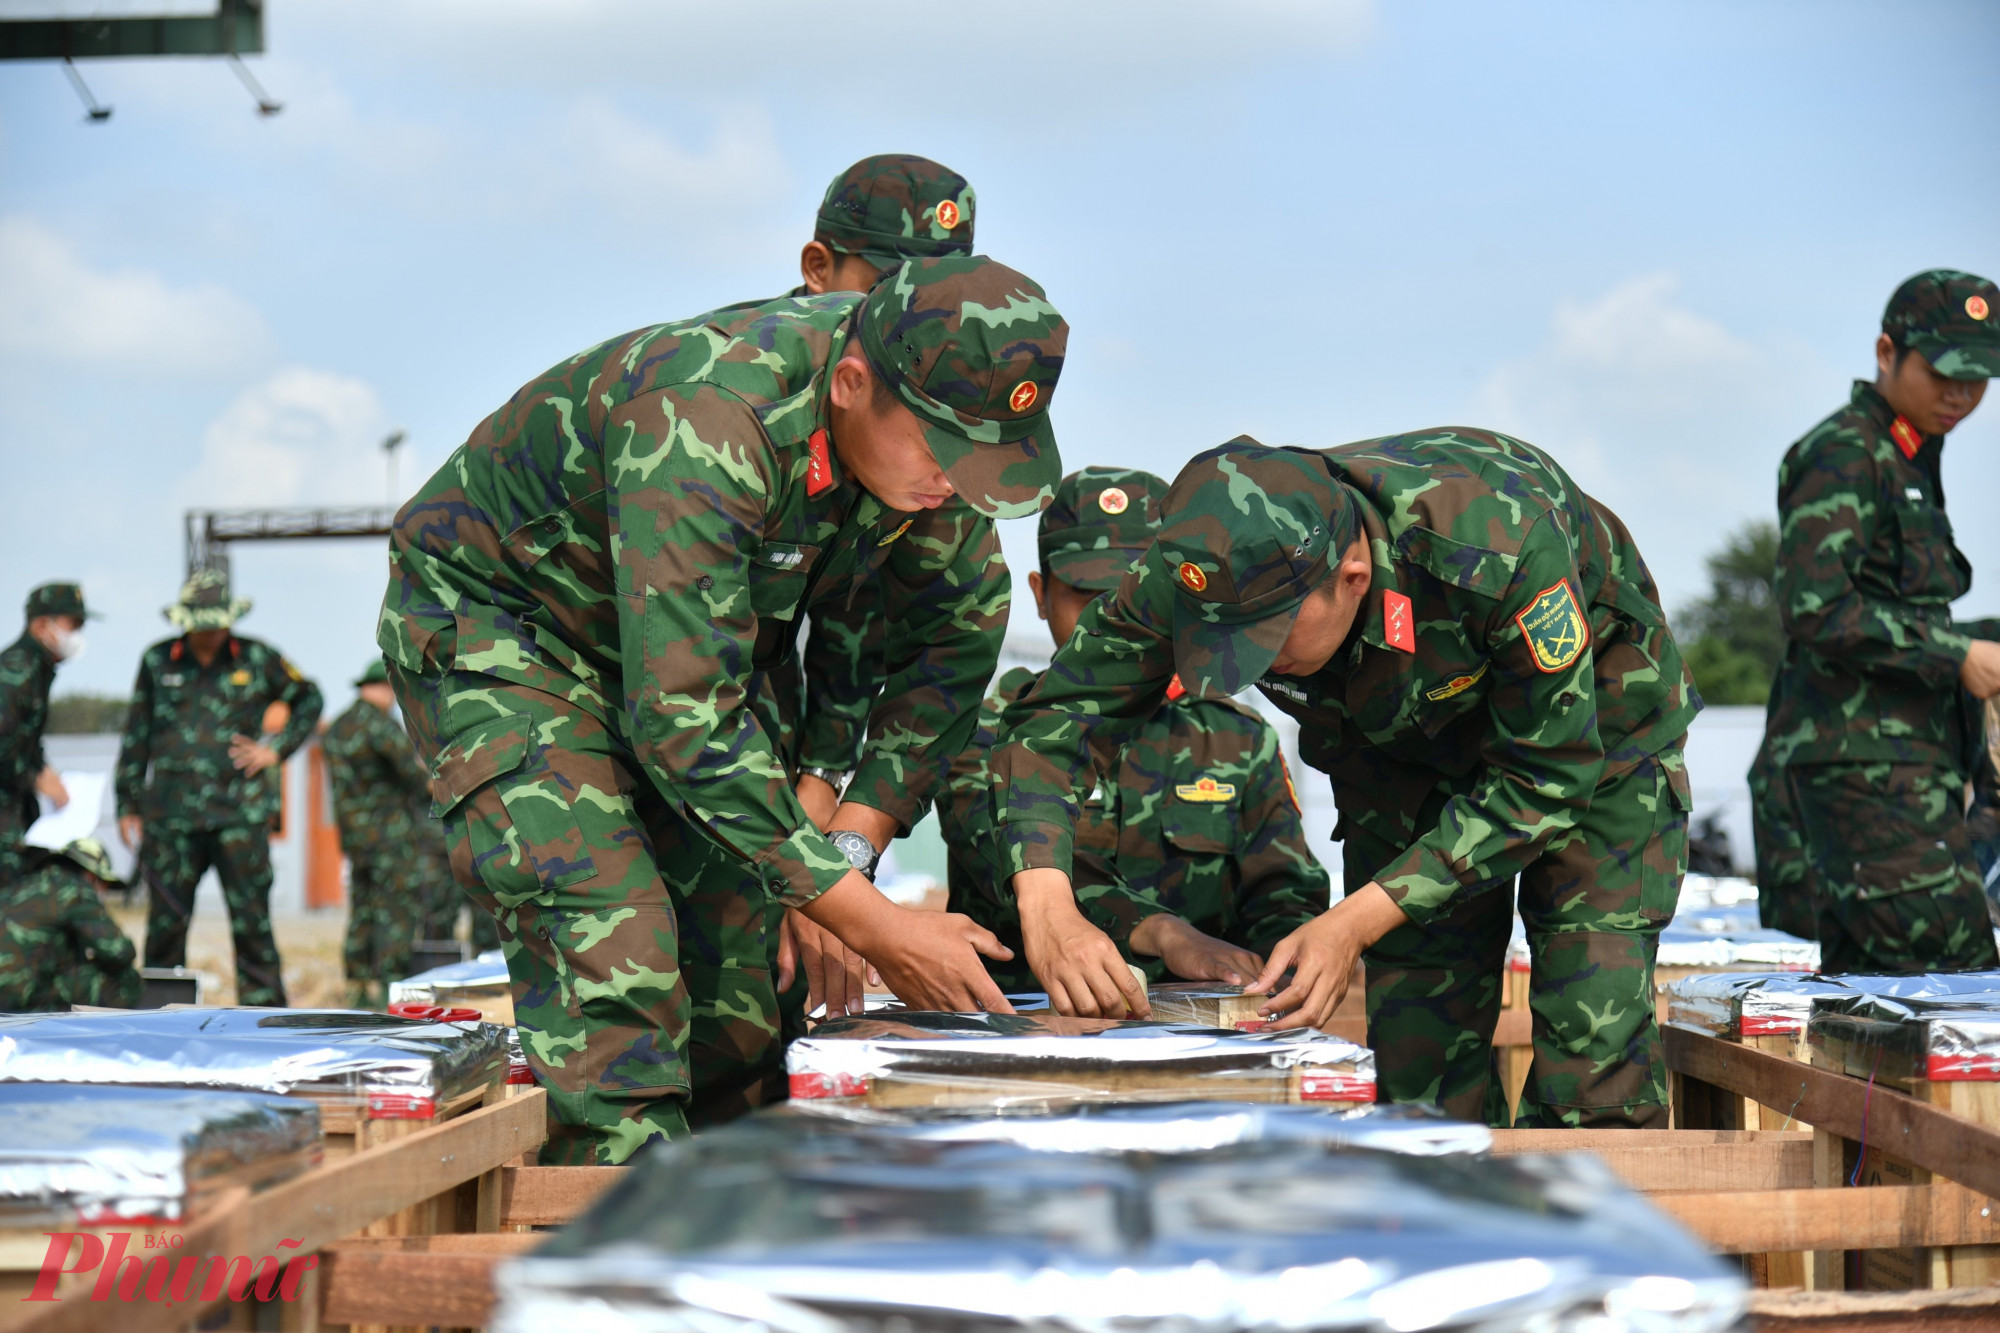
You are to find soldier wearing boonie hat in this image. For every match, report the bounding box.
[1754,268,2000,975]
[379,251,1063,1162]
[1,582,99,884]
[993,431,1700,1128]
[938,467,1329,994]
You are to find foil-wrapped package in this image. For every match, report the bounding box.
[1654,923,1819,971]
[1808,989,2000,1083]
[787,1012,1374,1112]
[0,1083,320,1227]
[0,1008,508,1119]
[492,1108,1744,1333]
[1139,984,1273,1031]
[1663,972,1854,1038]
[387,949,514,1025]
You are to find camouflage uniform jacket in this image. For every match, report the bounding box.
[322,699,427,860]
[0,632,55,858]
[379,293,1009,906]
[114,635,323,829]
[993,429,1700,926]
[0,850,140,1012]
[944,666,1327,955]
[1765,381,2000,774]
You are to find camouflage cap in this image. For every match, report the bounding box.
[164,569,251,631]
[855,254,1066,519]
[24,582,97,621]
[354,658,389,687]
[60,837,119,885]
[1039,466,1170,591]
[1883,269,2000,380]
[1155,438,1360,697]
[816,154,975,269]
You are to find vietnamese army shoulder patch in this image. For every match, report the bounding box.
[1175,776,1236,803]
[1513,579,1590,674]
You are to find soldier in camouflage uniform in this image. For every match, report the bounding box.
[323,659,433,1004]
[994,435,1699,1129]
[116,573,323,1007]
[0,583,96,884]
[1759,270,2000,975]
[379,255,1064,1163]
[940,467,1328,993]
[0,838,140,1012]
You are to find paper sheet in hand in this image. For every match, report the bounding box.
[26,771,107,851]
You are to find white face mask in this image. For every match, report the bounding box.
[50,627,86,662]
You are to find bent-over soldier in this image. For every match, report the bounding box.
[0,838,141,1012]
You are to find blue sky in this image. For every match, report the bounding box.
[3,0,1997,712]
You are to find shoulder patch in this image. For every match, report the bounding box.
[1424,660,1489,702]
[1175,776,1236,803]
[281,658,302,682]
[807,428,836,496]
[1513,579,1590,674]
[1279,751,1301,815]
[1889,415,1922,460]
[1382,590,1415,653]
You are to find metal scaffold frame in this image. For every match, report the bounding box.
[184,507,398,579]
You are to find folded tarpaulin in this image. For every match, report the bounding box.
[1663,972,1854,1038]
[492,1106,1744,1333]
[0,1008,508,1119]
[1808,988,2000,1083]
[0,1082,320,1227]
[786,1012,1375,1112]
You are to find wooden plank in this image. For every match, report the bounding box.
[1494,1008,1531,1047]
[496,1166,626,1227]
[8,1090,546,1333]
[1654,1182,2000,1254]
[1751,1284,2000,1331]
[1489,1128,1813,1192]
[1662,1026,2000,1202]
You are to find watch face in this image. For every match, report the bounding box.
[833,832,876,870]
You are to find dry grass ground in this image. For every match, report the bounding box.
[109,903,354,1008]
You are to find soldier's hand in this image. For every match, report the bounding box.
[228,734,281,775]
[778,907,874,1018]
[1963,641,2000,700]
[34,766,69,810]
[1130,913,1263,986]
[119,815,143,849]
[798,872,1015,1014]
[1015,869,1152,1019]
[1252,883,1407,1031]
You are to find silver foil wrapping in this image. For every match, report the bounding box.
[1663,972,1853,1038]
[787,1012,1375,1112]
[0,1008,508,1117]
[0,1083,320,1226]
[492,1106,1744,1333]
[1808,988,2000,1083]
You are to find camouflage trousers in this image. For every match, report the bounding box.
[1792,762,1999,975]
[139,824,287,1007]
[1748,740,1816,940]
[1349,748,1690,1129]
[398,669,791,1163]
[343,847,426,1002]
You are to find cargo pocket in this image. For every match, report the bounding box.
[432,717,598,908]
[1639,754,1695,926]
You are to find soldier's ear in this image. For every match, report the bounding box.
[1027,570,1048,619]
[800,240,835,295]
[827,354,873,414]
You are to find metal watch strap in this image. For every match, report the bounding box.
[800,766,850,793]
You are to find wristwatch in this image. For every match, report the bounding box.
[829,830,880,881]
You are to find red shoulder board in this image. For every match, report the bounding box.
[1889,415,1922,460]
[1382,590,1415,653]
[807,429,835,496]
[1165,673,1187,701]
[169,640,183,661]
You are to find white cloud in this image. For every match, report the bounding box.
[1469,273,1831,606]
[562,98,791,251]
[178,367,393,508]
[0,214,270,375]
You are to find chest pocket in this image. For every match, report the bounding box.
[746,541,822,623]
[1413,662,1491,740]
[1162,787,1239,858]
[1892,504,1971,605]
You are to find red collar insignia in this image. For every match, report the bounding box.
[1889,416,1922,460]
[1383,590,1415,653]
[807,429,835,496]
[1165,673,1187,701]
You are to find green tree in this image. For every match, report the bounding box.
[1677,520,1781,706]
[46,693,129,734]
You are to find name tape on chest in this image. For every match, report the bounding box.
[1382,590,1415,653]
[1175,776,1237,803]
[1514,579,1590,674]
